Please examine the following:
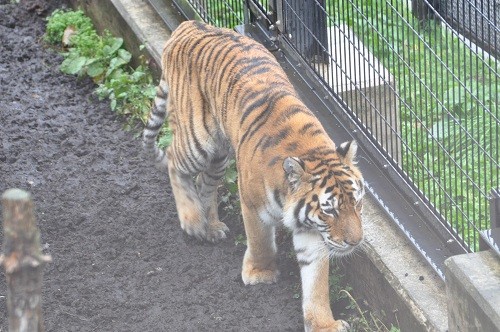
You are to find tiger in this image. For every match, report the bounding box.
[143,20,365,332]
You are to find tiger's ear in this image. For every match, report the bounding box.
[283,157,305,191]
[337,140,358,164]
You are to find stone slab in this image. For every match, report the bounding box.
[445,250,500,332]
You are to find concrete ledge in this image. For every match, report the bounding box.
[445,250,500,331]
[345,197,447,331]
[70,0,448,330]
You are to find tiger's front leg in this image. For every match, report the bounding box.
[240,200,280,285]
[294,231,349,332]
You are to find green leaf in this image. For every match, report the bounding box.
[158,131,173,148]
[131,70,145,82]
[87,61,105,78]
[60,56,87,75]
[118,49,132,62]
[106,57,128,77]
[103,37,123,55]
[106,61,129,78]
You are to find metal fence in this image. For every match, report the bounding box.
[169,0,245,27]
[168,0,499,253]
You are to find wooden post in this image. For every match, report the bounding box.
[0,189,51,332]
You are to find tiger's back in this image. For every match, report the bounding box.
[143,21,365,332]
[161,21,299,165]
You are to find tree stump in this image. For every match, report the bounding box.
[0,189,51,332]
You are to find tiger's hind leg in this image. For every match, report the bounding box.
[195,153,230,242]
[166,146,229,242]
[166,154,207,240]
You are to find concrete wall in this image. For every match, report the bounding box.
[445,250,500,331]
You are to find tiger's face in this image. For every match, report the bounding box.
[283,141,365,257]
[312,182,364,255]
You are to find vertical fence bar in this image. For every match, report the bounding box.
[491,188,500,229]
[0,189,51,332]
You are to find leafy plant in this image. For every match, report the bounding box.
[329,266,352,303]
[45,9,157,130]
[45,9,93,45]
[328,264,400,331]
[234,233,246,246]
[223,159,238,196]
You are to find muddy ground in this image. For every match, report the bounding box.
[0,1,355,331]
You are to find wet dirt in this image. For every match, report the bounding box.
[0,1,321,331]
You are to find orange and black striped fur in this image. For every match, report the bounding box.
[143,21,365,332]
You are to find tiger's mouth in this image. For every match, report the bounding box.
[325,238,361,257]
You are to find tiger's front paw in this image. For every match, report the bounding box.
[241,249,279,285]
[305,318,349,332]
[242,267,280,285]
[241,260,280,285]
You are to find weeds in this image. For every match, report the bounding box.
[234,233,246,246]
[45,9,93,45]
[329,265,400,332]
[45,9,157,130]
[341,290,400,332]
[221,159,240,213]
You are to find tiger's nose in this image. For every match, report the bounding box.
[345,232,363,246]
[345,239,361,246]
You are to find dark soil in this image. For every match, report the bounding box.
[0,1,323,331]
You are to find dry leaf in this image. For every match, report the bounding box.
[62,26,77,47]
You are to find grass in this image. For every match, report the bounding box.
[329,265,400,332]
[329,0,499,251]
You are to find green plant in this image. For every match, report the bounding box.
[340,290,400,332]
[95,59,156,127]
[220,159,240,214]
[329,266,352,303]
[328,265,400,331]
[234,233,246,246]
[45,9,94,45]
[45,9,157,131]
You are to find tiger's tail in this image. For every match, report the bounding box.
[143,79,169,167]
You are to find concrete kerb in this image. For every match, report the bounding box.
[69,0,449,330]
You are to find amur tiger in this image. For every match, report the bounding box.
[143,20,365,332]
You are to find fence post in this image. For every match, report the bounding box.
[0,189,51,332]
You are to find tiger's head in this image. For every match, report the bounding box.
[282,141,365,257]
